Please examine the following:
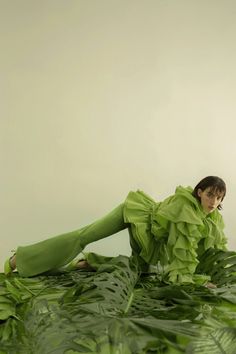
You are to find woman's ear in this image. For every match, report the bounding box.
[197,188,202,198]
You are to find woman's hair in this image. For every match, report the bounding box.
[192,176,226,210]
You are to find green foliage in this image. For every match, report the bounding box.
[1,250,236,353]
[186,327,236,354]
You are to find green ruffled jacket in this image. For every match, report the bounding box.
[123,186,227,285]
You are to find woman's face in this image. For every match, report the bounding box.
[197,187,224,214]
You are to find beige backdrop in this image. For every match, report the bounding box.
[1,0,236,271]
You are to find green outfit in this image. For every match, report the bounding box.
[124,187,227,284]
[16,186,227,284]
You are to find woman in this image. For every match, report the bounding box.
[4,176,227,286]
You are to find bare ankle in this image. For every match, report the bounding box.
[10,255,16,270]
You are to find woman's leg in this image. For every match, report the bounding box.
[15,203,126,277]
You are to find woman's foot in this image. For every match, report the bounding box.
[64,259,95,272]
[75,260,95,271]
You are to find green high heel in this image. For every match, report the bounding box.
[4,258,13,275]
[4,254,16,275]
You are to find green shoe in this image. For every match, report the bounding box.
[64,259,80,272]
[4,258,13,275]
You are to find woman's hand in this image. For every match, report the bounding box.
[204,282,217,289]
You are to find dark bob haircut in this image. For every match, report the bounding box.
[192,176,226,210]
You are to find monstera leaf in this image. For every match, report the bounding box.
[186,327,236,354]
[196,248,236,285]
[1,250,236,353]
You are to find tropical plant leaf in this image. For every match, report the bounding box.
[196,248,236,285]
[186,327,236,354]
[1,251,236,353]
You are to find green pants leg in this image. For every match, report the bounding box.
[16,203,126,277]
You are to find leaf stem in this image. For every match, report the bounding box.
[124,292,134,314]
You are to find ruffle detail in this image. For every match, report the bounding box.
[165,222,205,284]
[123,187,227,285]
[123,190,165,264]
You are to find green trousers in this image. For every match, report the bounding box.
[16,204,127,277]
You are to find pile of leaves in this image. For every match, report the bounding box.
[1,248,236,354]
